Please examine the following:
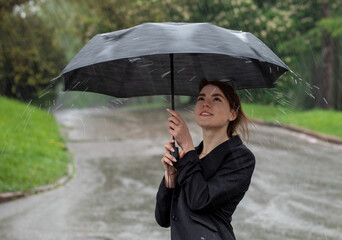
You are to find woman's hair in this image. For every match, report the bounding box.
[198,79,251,139]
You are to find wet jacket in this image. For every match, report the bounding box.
[155,136,255,240]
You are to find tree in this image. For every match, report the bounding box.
[0,1,65,102]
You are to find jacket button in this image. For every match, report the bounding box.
[172,215,178,221]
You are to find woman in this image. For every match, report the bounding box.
[155,79,255,240]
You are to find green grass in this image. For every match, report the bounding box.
[0,96,71,193]
[243,103,342,139]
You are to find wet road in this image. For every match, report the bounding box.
[0,108,341,240]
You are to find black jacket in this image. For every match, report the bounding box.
[155,136,255,240]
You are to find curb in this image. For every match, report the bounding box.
[252,120,342,145]
[0,163,74,204]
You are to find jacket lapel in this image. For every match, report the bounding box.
[196,136,242,180]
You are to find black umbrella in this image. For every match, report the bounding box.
[60,22,290,158]
[61,22,290,110]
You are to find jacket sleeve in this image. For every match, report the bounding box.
[173,147,255,212]
[155,177,174,227]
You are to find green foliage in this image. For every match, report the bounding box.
[319,17,342,38]
[0,1,66,102]
[0,96,71,192]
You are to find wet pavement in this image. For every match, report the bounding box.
[0,108,341,240]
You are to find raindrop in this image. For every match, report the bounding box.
[139,63,154,68]
[313,85,320,90]
[183,107,194,114]
[38,91,50,99]
[244,93,253,102]
[72,81,81,89]
[43,82,55,91]
[160,96,169,102]
[189,76,196,82]
[323,98,328,105]
[129,57,141,63]
[79,118,86,137]
[102,106,110,112]
[305,81,313,89]
[21,99,32,118]
[54,104,63,111]
[177,68,185,73]
[244,89,252,96]
[277,107,286,114]
[305,91,315,99]
[111,98,128,105]
[161,71,170,78]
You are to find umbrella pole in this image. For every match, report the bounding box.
[170,53,179,157]
[170,53,175,111]
[168,53,179,187]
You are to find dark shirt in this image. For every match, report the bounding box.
[155,135,255,240]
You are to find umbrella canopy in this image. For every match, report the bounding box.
[61,22,290,103]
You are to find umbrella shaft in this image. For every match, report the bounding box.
[170,53,175,111]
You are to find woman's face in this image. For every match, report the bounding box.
[194,84,236,130]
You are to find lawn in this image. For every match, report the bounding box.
[243,103,342,139]
[0,96,71,193]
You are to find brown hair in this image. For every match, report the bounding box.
[198,79,251,139]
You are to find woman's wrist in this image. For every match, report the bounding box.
[181,143,195,154]
[164,171,177,188]
[164,170,178,176]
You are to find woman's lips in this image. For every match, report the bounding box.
[200,111,213,116]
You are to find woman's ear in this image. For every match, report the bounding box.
[229,110,237,121]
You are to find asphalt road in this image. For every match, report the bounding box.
[0,108,341,240]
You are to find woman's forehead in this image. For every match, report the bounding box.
[200,84,224,95]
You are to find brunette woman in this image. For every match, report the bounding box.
[155,79,255,240]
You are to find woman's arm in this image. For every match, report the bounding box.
[155,178,174,227]
[174,147,255,212]
[161,139,179,188]
[155,139,179,227]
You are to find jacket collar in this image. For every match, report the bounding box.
[195,135,242,179]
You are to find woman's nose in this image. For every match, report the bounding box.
[202,100,211,108]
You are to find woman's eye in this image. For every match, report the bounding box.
[197,97,204,101]
[214,97,222,102]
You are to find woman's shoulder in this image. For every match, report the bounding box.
[226,136,255,163]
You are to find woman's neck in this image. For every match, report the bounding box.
[201,128,229,156]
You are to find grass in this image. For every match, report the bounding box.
[0,96,71,193]
[243,103,342,139]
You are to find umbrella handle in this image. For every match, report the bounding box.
[171,142,179,160]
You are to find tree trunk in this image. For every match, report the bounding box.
[312,57,323,108]
[321,0,334,109]
[332,39,341,110]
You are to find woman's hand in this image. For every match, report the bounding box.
[166,109,195,154]
[161,139,180,188]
